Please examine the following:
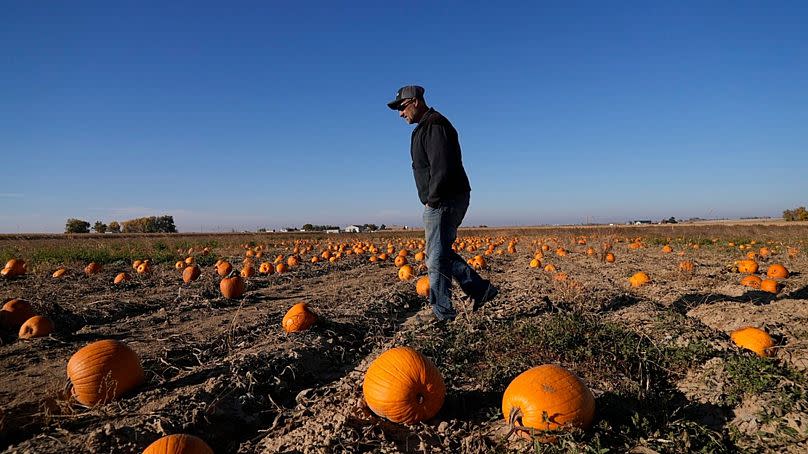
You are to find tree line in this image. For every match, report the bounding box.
[783,207,808,221]
[65,216,177,233]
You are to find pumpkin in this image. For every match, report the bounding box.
[258,262,274,275]
[760,279,779,294]
[1,299,35,330]
[415,276,430,297]
[394,255,408,268]
[529,258,541,269]
[52,267,67,278]
[175,261,185,270]
[541,244,550,252]
[472,255,487,270]
[216,261,233,277]
[555,248,567,257]
[67,339,145,406]
[114,272,130,284]
[629,272,650,288]
[398,265,414,281]
[740,275,762,288]
[586,247,595,256]
[19,315,55,339]
[132,260,143,270]
[310,256,320,263]
[185,256,195,265]
[287,256,300,267]
[1,258,26,278]
[282,302,317,333]
[363,346,445,424]
[275,263,288,274]
[220,275,245,299]
[84,262,102,275]
[662,245,673,253]
[182,265,201,283]
[678,260,694,273]
[737,259,758,274]
[759,247,772,257]
[142,434,214,454]
[502,364,595,434]
[730,327,774,357]
[414,251,425,261]
[543,264,557,273]
[604,252,615,263]
[378,253,389,261]
[766,264,789,279]
[240,265,255,278]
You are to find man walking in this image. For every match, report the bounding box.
[387,85,498,322]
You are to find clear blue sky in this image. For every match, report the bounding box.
[2,1,807,232]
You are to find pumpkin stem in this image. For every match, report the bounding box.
[416,393,424,405]
[506,406,528,439]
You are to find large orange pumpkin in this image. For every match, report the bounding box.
[84,262,102,275]
[766,264,789,279]
[220,275,245,299]
[730,327,774,357]
[142,434,213,454]
[182,265,201,283]
[760,279,780,294]
[282,302,317,333]
[394,255,408,268]
[67,339,145,406]
[737,259,758,274]
[415,276,430,297]
[216,261,233,277]
[1,299,36,330]
[363,347,445,424]
[19,315,55,339]
[398,265,414,281]
[502,364,595,434]
[1,258,26,278]
[629,272,650,288]
[740,275,762,289]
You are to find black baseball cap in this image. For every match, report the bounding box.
[387,85,425,110]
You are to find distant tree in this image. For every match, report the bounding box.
[257,227,267,233]
[379,224,386,230]
[302,224,314,231]
[122,215,177,233]
[108,221,121,233]
[92,221,108,233]
[783,207,808,221]
[65,218,90,234]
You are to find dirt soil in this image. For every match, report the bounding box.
[1,225,807,453]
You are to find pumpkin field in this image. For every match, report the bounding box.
[1,223,807,453]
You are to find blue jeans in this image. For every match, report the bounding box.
[423,193,489,320]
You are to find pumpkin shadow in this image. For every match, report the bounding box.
[441,389,501,421]
[784,284,808,300]
[599,293,640,312]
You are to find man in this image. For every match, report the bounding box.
[387,85,498,322]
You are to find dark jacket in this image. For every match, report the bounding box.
[410,108,471,207]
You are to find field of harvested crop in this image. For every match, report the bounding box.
[1,224,807,453]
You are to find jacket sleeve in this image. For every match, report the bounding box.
[425,124,450,207]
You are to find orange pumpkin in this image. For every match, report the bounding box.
[52,267,67,278]
[759,247,772,257]
[737,259,758,274]
[555,248,567,257]
[216,261,233,277]
[471,255,487,270]
[740,275,762,289]
[760,279,779,294]
[629,272,650,288]
[240,265,255,278]
[142,434,213,454]
[394,255,408,268]
[363,347,445,424]
[287,256,300,267]
[282,302,317,333]
[182,265,201,283]
[220,275,245,299]
[1,299,35,330]
[19,315,55,339]
[604,252,615,263]
[543,264,557,273]
[730,327,774,357]
[502,364,595,434]
[175,261,185,270]
[84,262,102,275]
[1,258,26,278]
[529,259,541,269]
[114,272,130,284]
[132,260,143,270]
[766,264,789,279]
[67,339,145,406]
[258,262,274,275]
[415,276,430,297]
[678,260,694,273]
[662,245,673,254]
[185,256,195,265]
[414,251,426,262]
[275,263,288,274]
[398,265,414,281]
